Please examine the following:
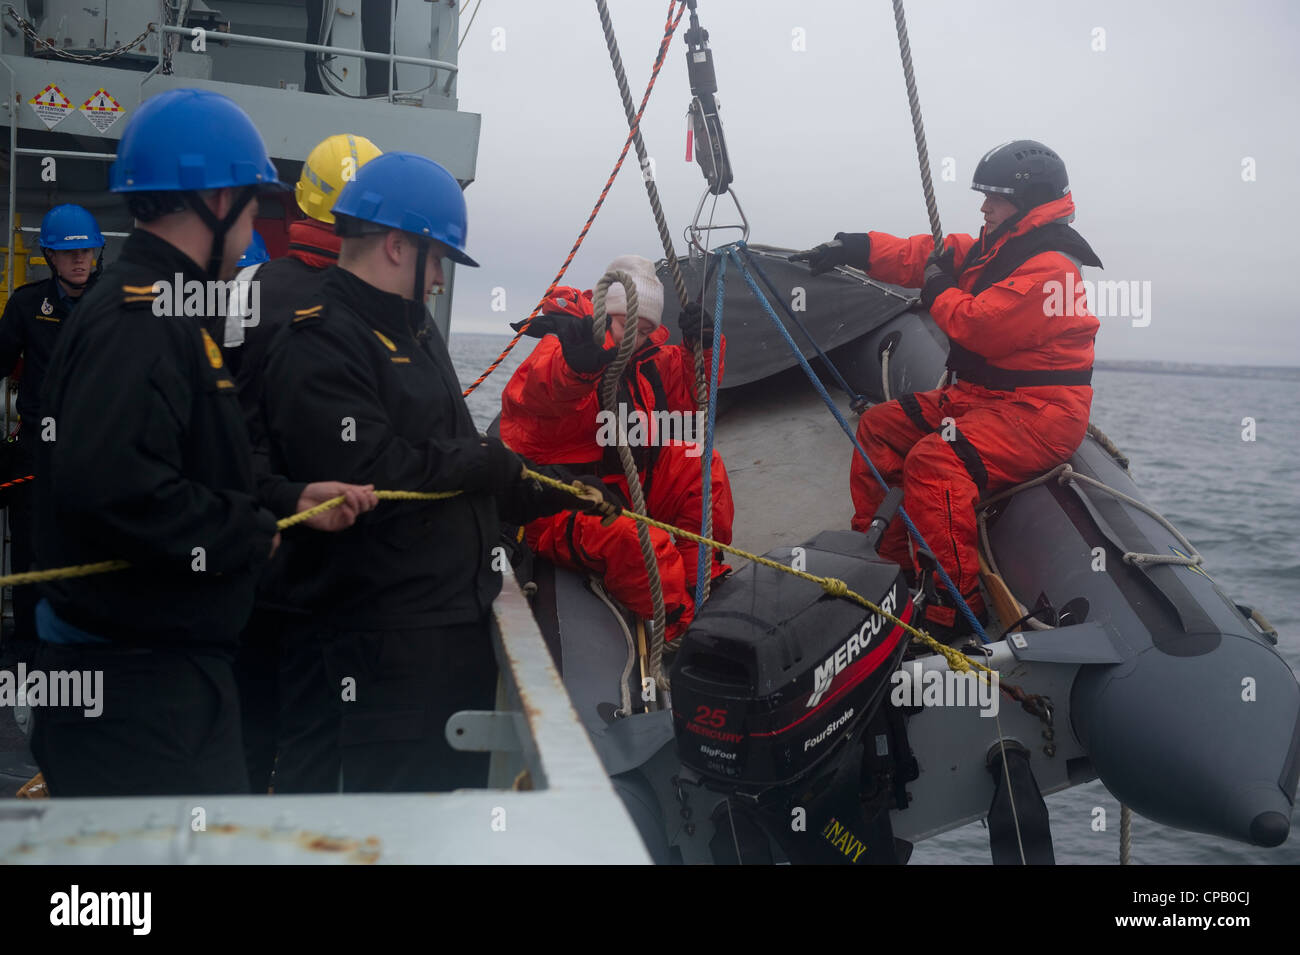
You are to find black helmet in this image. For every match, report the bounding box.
[971,140,1069,212]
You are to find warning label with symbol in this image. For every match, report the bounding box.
[80,88,124,133]
[28,84,73,129]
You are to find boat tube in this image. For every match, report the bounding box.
[506,245,1298,860]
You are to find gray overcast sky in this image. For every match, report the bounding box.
[445,0,1300,366]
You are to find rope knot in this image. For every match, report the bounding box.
[823,577,849,597]
[941,647,973,673]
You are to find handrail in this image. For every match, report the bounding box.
[155,24,458,74]
[13,148,115,161]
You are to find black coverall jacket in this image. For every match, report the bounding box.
[261,266,544,627]
[231,255,325,520]
[0,276,78,427]
[0,275,90,653]
[35,230,299,652]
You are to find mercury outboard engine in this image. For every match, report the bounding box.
[670,491,920,863]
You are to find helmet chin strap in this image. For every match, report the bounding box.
[413,237,430,303]
[406,236,431,330]
[44,250,103,293]
[184,185,260,280]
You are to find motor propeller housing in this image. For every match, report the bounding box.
[671,530,913,789]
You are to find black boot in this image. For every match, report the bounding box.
[917,566,988,646]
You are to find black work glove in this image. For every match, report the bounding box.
[509,312,615,376]
[790,232,871,276]
[509,312,573,339]
[480,436,526,496]
[572,474,627,525]
[556,318,616,377]
[678,302,715,349]
[513,463,625,524]
[920,243,958,310]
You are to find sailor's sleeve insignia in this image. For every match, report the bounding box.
[120,283,160,307]
[292,304,324,325]
[200,327,225,370]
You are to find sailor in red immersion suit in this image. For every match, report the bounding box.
[804,141,1103,638]
[501,255,734,640]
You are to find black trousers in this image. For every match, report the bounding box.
[233,608,311,793]
[272,624,341,793]
[277,617,497,793]
[3,438,36,661]
[31,643,249,796]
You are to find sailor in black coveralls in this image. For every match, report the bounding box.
[227,133,384,794]
[0,204,105,666]
[258,151,616,792]
[30,88,377,797]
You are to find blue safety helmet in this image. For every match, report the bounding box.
[39,204,105,250]
[40,204,105,291]
[331,152,479,268]
[110,88,283,195]
[108,88,285,277]
[237,230,269,267]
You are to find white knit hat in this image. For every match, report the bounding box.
[601,254,664,327]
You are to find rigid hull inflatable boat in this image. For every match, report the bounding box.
[513,246,1300,864]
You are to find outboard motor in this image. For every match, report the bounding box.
[670,494,921,863]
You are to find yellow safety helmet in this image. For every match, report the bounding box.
[295,133,383,224]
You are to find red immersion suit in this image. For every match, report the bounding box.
[851,195,1101,628]
[501,290,733,639]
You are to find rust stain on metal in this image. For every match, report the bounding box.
[5,822,383,863]
[294,830,384,863]
[63,830,119,848]
[501,630,545,725]
[300,834,356,852]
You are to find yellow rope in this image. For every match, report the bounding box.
[0,559,131,588]
[275,489,459,529]
[523,470,1001,683]
[1,489,459,586]
[0,472,999,684]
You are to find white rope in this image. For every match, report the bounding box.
[588,577,636,717]
[983,641,1027,865]
[593,270,668,675]
[977,434,1203,635]
[890,0,944,251]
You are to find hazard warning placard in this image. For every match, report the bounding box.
[28,84,73,129]
[80,88,124,133]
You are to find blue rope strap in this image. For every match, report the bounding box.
[723,242,988,643]
[694,252,726,608]
[736,244,866,407]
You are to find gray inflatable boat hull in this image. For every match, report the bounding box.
[516,248,1298,856]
